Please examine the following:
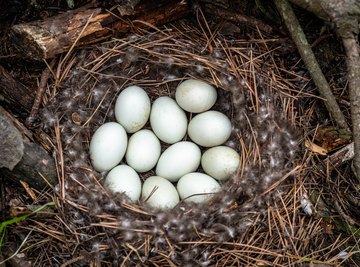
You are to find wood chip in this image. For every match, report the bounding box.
[305,140,328,155]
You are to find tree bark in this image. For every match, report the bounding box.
[288,0,329,20]
[201,3,272,33]
[342,36,360,181]
[320,0,360,181]
[0,65,34,115]
[5,0,189,61]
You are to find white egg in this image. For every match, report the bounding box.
[115,85,150,133]
[90,122,128,172]
[175,79,217,113]
[150,96,188,144]
[188,110,232,147]
[201,146,240,181]
[104,165,142,201]
[177,172,221,203]
[125,129,161,173]
[141,176,180,209]
[156,141,201,182]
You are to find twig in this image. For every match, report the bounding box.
[26,59,55,127]
[334,200,357,226]
[324,142,354,169]
[60,256,84,267]
[312,0,360,182]
[0,231,32,265]
[273,0,351,136]
[203,4,273,33]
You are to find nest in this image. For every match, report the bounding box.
[6,19,359,266]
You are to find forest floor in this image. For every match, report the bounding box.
[0,1,359,266]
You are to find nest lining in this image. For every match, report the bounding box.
[11,20,354,266]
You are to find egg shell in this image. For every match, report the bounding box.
[90,122,128,172]
[177,172,221,203]
[201,146,240,181]
[115,85,151,133]
[188,110,232,147]
[141,176,180,209]
[175,79,217,113]
[104,165,142,201]
[125,129,161,173]
[150,96,188,144]
[156,141,201,182]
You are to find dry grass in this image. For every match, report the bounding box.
[2,15,360,267]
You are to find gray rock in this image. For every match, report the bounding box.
[0,107,24,170]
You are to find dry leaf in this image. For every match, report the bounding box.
[315,127,350,151]
[305,140,328,155]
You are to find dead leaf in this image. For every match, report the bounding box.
[315,127,350,151]
[71,112,81,125]
[19,180,36,201]
[305,140,328,155]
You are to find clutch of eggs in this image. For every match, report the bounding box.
[89,79,240,209]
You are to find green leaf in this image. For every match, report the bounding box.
[66,0,75,9]
[0,202,56,250]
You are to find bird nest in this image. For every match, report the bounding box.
[8,19,358,266]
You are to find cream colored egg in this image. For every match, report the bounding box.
[150,96,188,144]
[142,176,180,209]
[177,172,221,203]
[188,110,231,147]
[201,146,240,181]
[155,141,201,182]
[175,79,217,113]
[90,122,128,172]
[104,165,142,201]
[115,86,150,133]
[125,129,161,173]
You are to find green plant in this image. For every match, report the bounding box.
[66,0,74,9]
[0,202,56,250]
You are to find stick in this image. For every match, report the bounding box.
[273,0,351,136]
[26,59,55,127]
[324,142,354,169]
[202,4,272,33]
[7,0,189,61]
[0,65,34,115]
